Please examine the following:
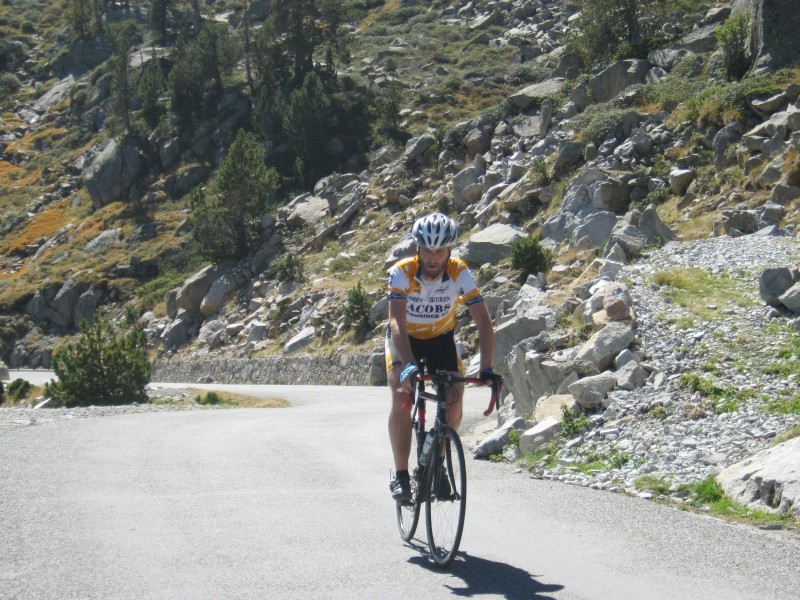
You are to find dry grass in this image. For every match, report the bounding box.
[0,201,73,255]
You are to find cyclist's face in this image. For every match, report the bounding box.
[418,246,450,279]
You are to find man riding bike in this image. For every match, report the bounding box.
[385,212,497,502]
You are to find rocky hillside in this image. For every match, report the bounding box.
[1,1,799,515]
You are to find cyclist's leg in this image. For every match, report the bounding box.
[386,335,413,471]
[426,331,464,432]
[445,381,465,432]
[388,366,412,471]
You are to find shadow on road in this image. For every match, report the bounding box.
[408,547,564,599]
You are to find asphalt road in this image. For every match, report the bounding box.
[2,378,799,600]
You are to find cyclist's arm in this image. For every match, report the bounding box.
[388,297,416,368]
[467,300,495,371]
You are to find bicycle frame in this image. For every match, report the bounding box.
[410,370,502,496]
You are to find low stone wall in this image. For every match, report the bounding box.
[151,353,387,387]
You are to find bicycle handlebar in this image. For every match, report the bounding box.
[417,372,503,417]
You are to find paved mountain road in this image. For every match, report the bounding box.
[2,381,799,599]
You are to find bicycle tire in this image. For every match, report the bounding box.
[425,426,466,567]
[396,428,423,541]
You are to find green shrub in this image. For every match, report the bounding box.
[196,391,224,405]
[608,448,631,469]
[687,476,724,504]
[510,235,552,280]
[44,312,151,407]
[528,157,550,186]
[560,404,592,437]
[717,12,751,81]
[276,252,305,282]
[343,281,373,338]
[0,380,4,405]
[576,322,593,340]
[678,74,782,126]
[7,378,32,402]
[570,105,632,146]
[643,75,705,112]
[644,185,671,206]
[0,71,20,102]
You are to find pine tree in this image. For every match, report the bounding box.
[45,312,151,407]
[108,20,138,134]
[190,129,279,260]
[573,0,669,63]
[282,71,332,186]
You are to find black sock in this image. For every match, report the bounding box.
[396,470,409,480]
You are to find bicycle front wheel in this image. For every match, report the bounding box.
[396,428,423,541]
[425,426,466,567]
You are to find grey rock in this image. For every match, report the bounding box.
[717,437,800,518]
[669,168,695,195]
[675,24,719,53]
[519,417,561,454]
[200,274,239,316]
[749,0,800,71]
[473,417,526,458]
[778,282,800,312]
[589,60,650,104]
[508,78,566,111]
[284,326,316,354]
[461,223,525,266]
[84,138,145,209]
[285,195,330,230]
[568,372,618,409]
[402,133,436,168]
[176,265,224,314]
[712,122,744,172]
[574,322,636,370]
[759,267,798,306]
[614,361,648,391]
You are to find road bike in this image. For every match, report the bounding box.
[395,368,502,567]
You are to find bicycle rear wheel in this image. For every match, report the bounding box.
[396,428,423,541]
[425,426,466,567]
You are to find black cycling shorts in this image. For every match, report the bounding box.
[385,329,462,375]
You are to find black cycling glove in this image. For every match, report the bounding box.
[479,368,498,385]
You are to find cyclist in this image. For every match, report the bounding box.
[386,212,497,502]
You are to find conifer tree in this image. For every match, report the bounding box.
[190,129,279,260]
[45,312,151,407]
[108,20,138,134]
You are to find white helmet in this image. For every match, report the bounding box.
[412,213,458,249]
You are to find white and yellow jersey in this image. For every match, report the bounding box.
[387,256,484,340]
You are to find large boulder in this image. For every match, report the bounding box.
[574,322,636,370]
[84,138,146,208]
[283,194,331,230]
[589,60,650,104]
[200,273,240,316]
[402,133,436,168]
[638,204,677,245]
[568,372,618,410]
[508,78,566,111]
[175,265,225,314]
[473,417,526,458]
[717,436,800,518]
[713,122,744,172]
[494,308,552,368]
[778,283,800,312]
[461,223,525,266]
[759,266,799,306]
[452,163,485,210]
[746,0,800,71]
